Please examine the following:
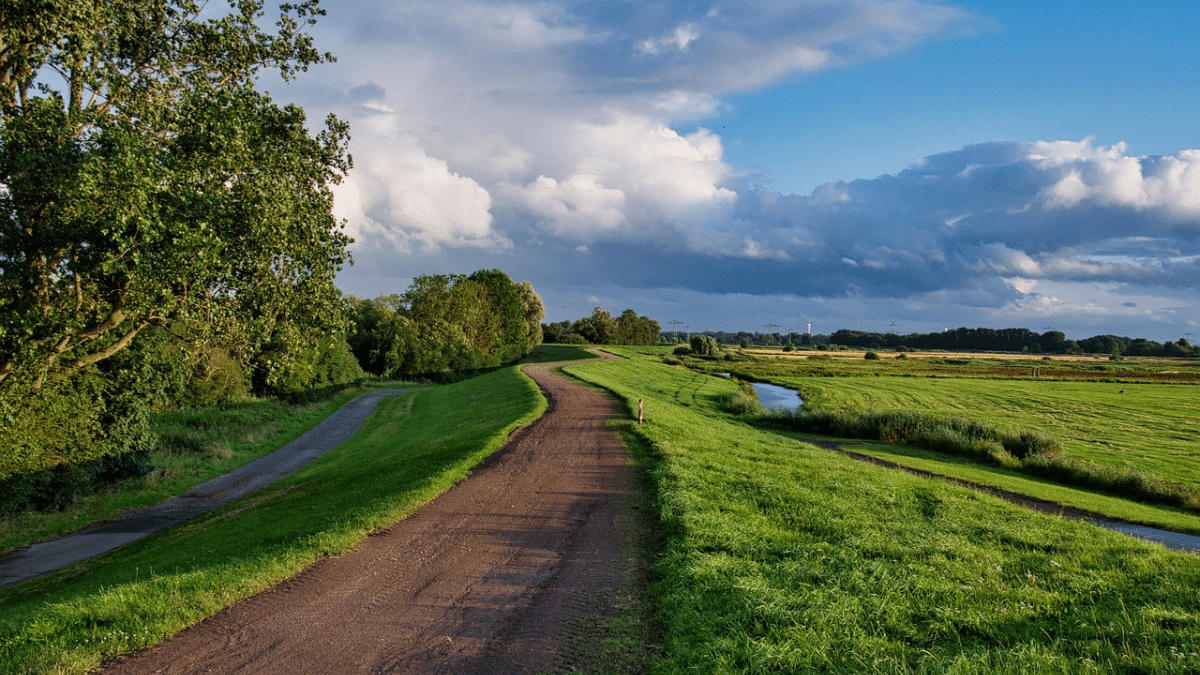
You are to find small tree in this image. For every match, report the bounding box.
[690,334,719,356]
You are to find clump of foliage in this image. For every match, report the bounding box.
[542,307,660,346]
[714,382,764,416]
[346,270,544,378]
[864,351,880,360]
[689,334,719,356]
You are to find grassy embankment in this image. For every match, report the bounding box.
[0,345,600,557]
[778,376,1200,487]
[0,365,544,674]
[676,348,1200,523]
[0,387,390,557]
[566,350,1200,674]
[838,441,1200,535]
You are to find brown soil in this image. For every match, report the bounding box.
[102,361,632,674]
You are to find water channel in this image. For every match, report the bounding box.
[751,382,804,410]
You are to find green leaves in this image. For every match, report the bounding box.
[1,1,353,475]
[347,270,545,378]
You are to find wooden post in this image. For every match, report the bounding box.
[638,398,644,425]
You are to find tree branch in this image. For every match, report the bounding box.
[72,320,149,369]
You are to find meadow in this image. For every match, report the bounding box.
[787,376,1200,487]
[676,348,1200,511]
[0,365,545,674]
[566,349,1200,674]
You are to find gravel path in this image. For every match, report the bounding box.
[101,361,632,674]
[0,388,414,589]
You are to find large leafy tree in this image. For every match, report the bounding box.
[0,1,352,480]
[0,0,351,392]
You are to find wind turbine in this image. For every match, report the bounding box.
[802,316,816,335]
[888,321,899,334]
[940,322,952,333]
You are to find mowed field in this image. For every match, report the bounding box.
[791,377,1200,487]
[566,350,1200,674]
[694,348,1200,489]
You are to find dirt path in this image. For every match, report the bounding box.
[102,361,632,674]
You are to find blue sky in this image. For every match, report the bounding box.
[285,0,1200,342]
[719,0,1200,196]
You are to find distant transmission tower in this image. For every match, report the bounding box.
[668,319,683,342]
[762,323,779,346]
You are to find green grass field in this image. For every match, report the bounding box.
[786,377,1200,487]
[0,366,544,674]
[834,442,1200,535]
[565,349,1200,674]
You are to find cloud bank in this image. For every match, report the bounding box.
[294,0,1200,340]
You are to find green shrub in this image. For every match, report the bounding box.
[690,335,719,356]
[715,383,765,416]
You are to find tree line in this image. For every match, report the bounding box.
[541,307,661,346]
[0,3,546,515]
[346,270,544,379]
[680,327,1198,357]
[824,327,1198,357]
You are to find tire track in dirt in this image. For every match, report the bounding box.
[102,359,632,674]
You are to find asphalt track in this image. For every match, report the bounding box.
[0,388,415,588]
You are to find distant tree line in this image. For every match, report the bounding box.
[677,327,1198,357]
[825,327,1197,357]
[542,307,661,346]
[346,269,544,378]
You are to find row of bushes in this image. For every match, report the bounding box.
[717,385,1200,512]
[0,449,152,517]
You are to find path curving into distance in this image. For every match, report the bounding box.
[101,360,632,674]
[0,388,416,589]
